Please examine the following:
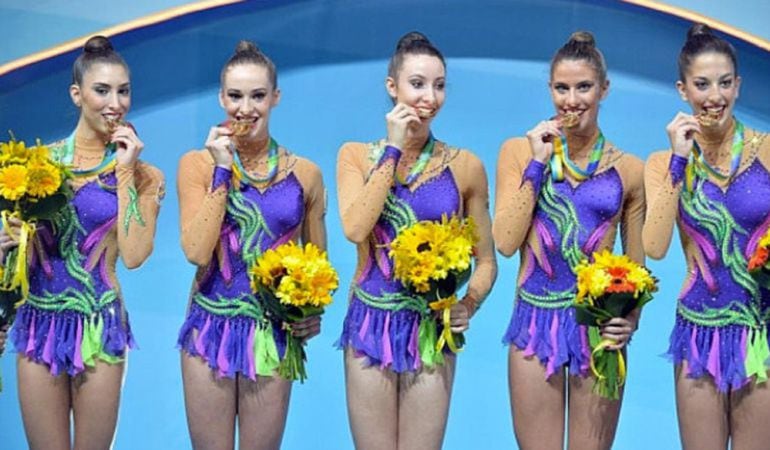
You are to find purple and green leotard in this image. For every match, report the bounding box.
[177,153,307,380]
[10,131,164,376]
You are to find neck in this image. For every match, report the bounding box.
[75,119,109,146]
[402,126,431,156]
[235,134,270,157]
[74,122,109,154]
[564,126,599,158]
[697,119,735,160]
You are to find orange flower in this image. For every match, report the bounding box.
[605,267,635,294]
[749,246,769,271]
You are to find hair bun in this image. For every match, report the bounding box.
[687,23,714,41]
[567,31,596,47]
[396,31,431,51]
[235,40,260,56]
[83,36,114,55]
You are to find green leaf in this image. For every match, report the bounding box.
[574,304,612,326]
[0,288,22,327]
[598,292,639,318]
[25,192,70,220]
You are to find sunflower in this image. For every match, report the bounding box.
[390,215,477,293]
[250,242,338,308]
[26,162,62,198]
[0,140,30,164]
[0,164,28,201]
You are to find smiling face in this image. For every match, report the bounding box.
[386,54,446,123]
[69,62,131,138]
[549,59,608,134]
[677,51,741,131]
[219,63,280,142]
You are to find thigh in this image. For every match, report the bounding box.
[397,355,456,450]
[17,356,72,450]
[566,374,622,450]
[344,348,399,450]
[71,360,125,450]
[675,362,729,450]
[508,346,566,450]
[236,375,292,450]
[730,373,770,450]
[181,352,237,450]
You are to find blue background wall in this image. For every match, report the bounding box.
[1,1,769,449]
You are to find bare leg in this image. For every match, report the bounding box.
[508,347,566,450]
[237,375,292,450]
[344,348,398,450]
[397,355,455,450]
[675,363,729,450]
[71,360,125,450]
[181,353,237,450]
[566,374,622,450]
[17,356,71,450]
[730,371,770,450]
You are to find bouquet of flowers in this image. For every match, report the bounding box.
[389,214,477,366]
[573,250,658,399]
[249,242,337,382]
[748,228,770,275]
[0,135,72,299]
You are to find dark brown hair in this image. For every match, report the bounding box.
[387,31,445,80]
[220,40,277,88]
[550,31,607,83]
[678,23,738,81]
[72,35,128,85]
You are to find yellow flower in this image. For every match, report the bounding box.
[758,230,770,249]
[250,249,285,289]
[26,162,62,198]
[250,242,338,308]
[0,140,30,164]
[575,250,658,303]
[389,214,477,293]
[0,164,28,200]
[26,143,52,162]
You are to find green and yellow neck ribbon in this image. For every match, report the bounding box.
[429,295,463,354]
[685,119,744,192]
[549,131,605,182]
[61,132,117,179]
[396,135,435,186]
[0,210,36,301]
[232,137,279,188]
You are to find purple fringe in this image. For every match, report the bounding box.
[502,300,590,378]
[177,303,287,380]
[337,296,425,373]
[667,317,754,392]
[10,302,135,376]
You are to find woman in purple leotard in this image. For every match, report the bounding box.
[176,40,327,449]
[643,23,770,450]
[493,31,646,450]
[336,31,497,449]
[3,35,164,449]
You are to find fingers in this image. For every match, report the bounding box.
[667,112,701,157]
[448,303,470,333]
[600,317,634,350]
[0,232,18,250]
[112,126,144,152]
[205,126,235,167]
[386,103,422,148]
[291,316,321,343]
[526,119,562,162]
[0,222,22,243]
